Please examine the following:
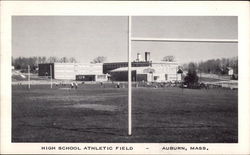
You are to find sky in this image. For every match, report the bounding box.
[12,16,237,63]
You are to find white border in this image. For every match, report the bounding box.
[1,1,250,154]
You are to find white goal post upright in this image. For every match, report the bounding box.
[127,16,238,136]
[128,16,132,136]
[50,64,53,89]
[28,65,30,89]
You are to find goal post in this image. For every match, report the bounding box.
[127,16,238,136]
[50,64,53,89]
[128,16,132,136]
[28,65,30,89]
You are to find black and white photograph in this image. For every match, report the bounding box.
[11,16,238,143]
[1,1,250,154]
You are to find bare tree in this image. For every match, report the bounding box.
[196,57,238,74]
[91,56,106,63]
[60,57,68,63]
[69,57,77,63]
[162,55,175,62]
[48,56,59,63]
[41,56,47,63]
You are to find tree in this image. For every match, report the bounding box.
[184,62,199,87]
[60,57,68,63]
[12,56,79,70]
[194,57,237,74]
[229,56,238,74]
[41,56,47,63]
[48,56,59,63]
[91,56,106,63]
[69,57,77,63]
[162,55,175,62]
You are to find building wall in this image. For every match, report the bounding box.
[152,63,178,74]
[54,63,75,79]
[110,70,136,81]
[76,75,95,81]
[165,74,180,81]
[228,69,233,75]
[54,63,103,80]
[74,63,103,75]
[96,74,108,82]
[136,74,147,82]
[151,62,179,82]
[76,74,108,82]
[38,61,180,82]
[39,63,104,80]
[108,62,180,82]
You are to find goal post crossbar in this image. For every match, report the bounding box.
[131,37,238,43]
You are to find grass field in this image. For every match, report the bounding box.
[12,83,238,143]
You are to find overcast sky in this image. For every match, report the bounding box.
[12,16,237,63]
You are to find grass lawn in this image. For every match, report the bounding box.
[12,84,238,143]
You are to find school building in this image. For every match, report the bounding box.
[38,52,182,82]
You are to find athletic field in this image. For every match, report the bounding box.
[12,83,238,143]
